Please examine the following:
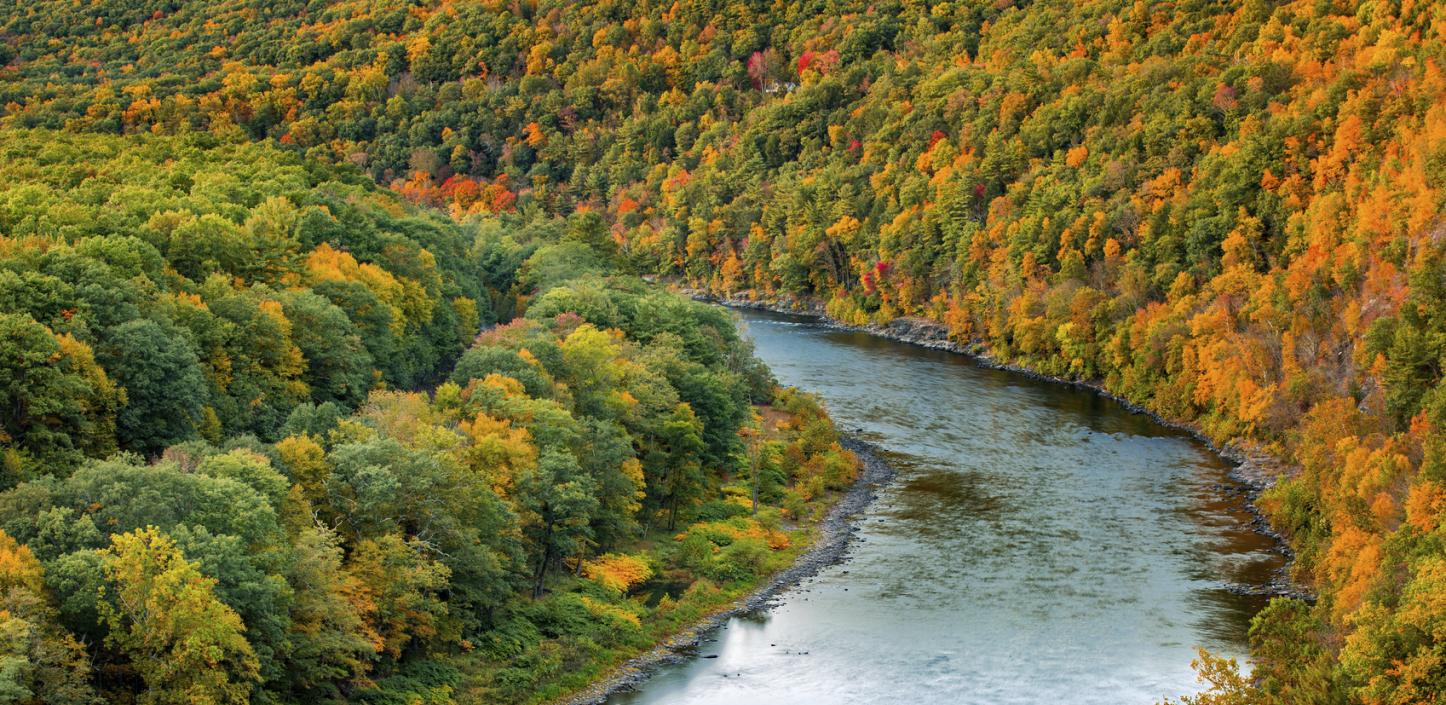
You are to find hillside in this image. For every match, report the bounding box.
[0,128,861,704]
[4,0,1446,702]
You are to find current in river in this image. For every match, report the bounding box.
[608,308,1283,705]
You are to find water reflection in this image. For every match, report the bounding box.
[608,309,1282,705]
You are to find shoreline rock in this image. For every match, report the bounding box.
[556,437,896,705]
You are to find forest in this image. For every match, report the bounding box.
[0,129,859,704]
[2,0,1446,702]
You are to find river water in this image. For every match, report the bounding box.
[608,309,1282,705]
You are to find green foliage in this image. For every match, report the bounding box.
[450,346,550,398]
[98,318,209,453]
[0,130,491,462]
[278,291,374,408]
[517,449,599,598]
[0,191,862,705]
[0,313,118,482]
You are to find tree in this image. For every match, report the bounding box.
[558,324,626,419]
[278,526,374,700]
[0,530,97,705]
[238,196,303,284]
[0,314,120,480]
[1248,599,1334,705]
[323,437,515,621]
[1159,649,1257,705]
[97,318,208,455]
[312,279,402,384]
[575,418,645,550]
[37,455,285,552]
[740,423,764,515]
[195,450,290,510]
[517,449,599,598]
[275,434,331,510]
[100,527,261,705]
[449,346,551,398]
[646,403,706,531]
[518,242,604,293]
[662,359,748,471]
[278,291,374,408]
[166,524,292,692]
[343,534,450,660]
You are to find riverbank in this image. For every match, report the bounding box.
[688,289,1310,602]
[556,436,896,705]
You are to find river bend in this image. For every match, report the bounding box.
[608,309,1281,705]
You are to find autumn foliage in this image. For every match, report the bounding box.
[1,0,1444,701]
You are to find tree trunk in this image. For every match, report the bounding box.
[533,519,553,599]
[749,442,760,515]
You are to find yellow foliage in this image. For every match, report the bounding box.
[458,412,536,495]
[582,553,652,593]
[0,530,44,595]
[276,434,328,504]
[579,595,641,628]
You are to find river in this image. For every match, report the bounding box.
[607,308,1283,705]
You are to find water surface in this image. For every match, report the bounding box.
[609,309,1281,705]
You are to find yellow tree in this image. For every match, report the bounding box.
[100,527,260,705]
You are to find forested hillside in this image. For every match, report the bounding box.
[0,128,860,704]
[4,0,1446,702]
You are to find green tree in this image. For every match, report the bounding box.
[323,438,515,621]
[278,291,374,408]
[518,449,599,597]
[0,313,120,480]
[646,403,707,531]
[449,346,551,398]
[98,319,208,455]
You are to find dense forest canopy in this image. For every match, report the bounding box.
[0,127,861,704]
[0,130,488,471]
[3,0,1446,702]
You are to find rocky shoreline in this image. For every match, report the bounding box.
[556,436,897,705]
[691,289,1312,602]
